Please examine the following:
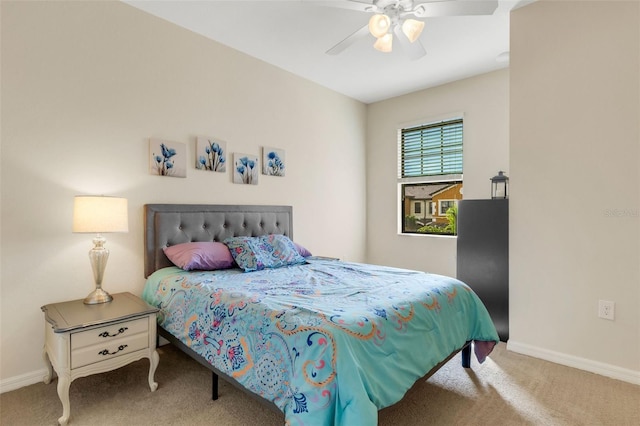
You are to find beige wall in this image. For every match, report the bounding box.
[509,0,639,378]
[366,69,510,276]
[0,1,367,386]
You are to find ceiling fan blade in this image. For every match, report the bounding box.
[326,24,370,55]
[393,25,426,60]
[305,0,375,13]
[413,0,498,18]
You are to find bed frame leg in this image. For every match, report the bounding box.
[212,372,219,400]
[461,343,471,368]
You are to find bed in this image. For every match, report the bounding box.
[142,204,499,425]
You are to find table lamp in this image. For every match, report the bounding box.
[73,195,129,304]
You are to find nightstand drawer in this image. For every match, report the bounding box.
[71,331,149,369]
[71,317,148,350]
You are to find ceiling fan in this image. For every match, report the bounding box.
[317,0,499,60]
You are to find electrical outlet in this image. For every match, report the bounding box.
[598,300,615,320]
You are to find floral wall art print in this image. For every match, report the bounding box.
[196,137,226,172]
[149,138,186,177]
[233,153,259,185]
[263,147,286,177]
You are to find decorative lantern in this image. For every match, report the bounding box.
[491,171,509,199]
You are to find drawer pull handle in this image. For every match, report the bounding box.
[98,327,128,338]
[98,345,128,356]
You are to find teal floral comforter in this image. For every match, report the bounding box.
[142,259,498,425]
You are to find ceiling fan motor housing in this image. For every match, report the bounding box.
[375,0,418,15]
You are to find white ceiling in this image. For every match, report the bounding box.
[124,0,528,104]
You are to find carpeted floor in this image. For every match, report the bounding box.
[1,342,638,425]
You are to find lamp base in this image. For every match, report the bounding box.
[84,287,113,305]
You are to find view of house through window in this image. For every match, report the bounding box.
[398,117,463,235]
[402,182,462,235]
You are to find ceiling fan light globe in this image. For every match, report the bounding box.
[374,33,393,53]
[368,14,391,38]
[402,19,425,43]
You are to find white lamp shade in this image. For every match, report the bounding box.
[73,196,129,233]
[368,14,391,38]
[402,19,425,43]
[374,33,393,53]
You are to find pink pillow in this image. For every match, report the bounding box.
[163,242,235,271]
[294,242,312,258]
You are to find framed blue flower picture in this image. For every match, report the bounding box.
[149,138,186,177]
[196,137,226,173]
[262,147,285,177]
[233,153,259,185]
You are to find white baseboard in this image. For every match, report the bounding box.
[507,340,640,386]
[0,368,50,394]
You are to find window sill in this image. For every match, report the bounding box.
[398,232,457,239]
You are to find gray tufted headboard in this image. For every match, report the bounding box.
[144,204,293,278]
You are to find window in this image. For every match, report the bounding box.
[439,200,455,215]
[399,117,463,235]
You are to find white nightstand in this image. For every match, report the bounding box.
[41,292,160,425]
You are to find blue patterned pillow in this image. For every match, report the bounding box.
[224,234,306,272]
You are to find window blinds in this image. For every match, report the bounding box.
[400,118,463,178]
